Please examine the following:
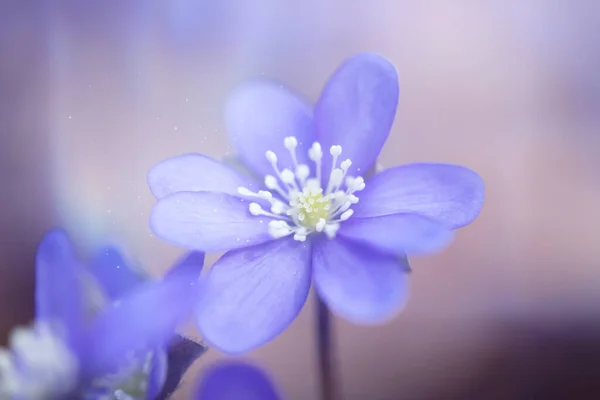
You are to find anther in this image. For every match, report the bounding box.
[329,145,342,156]
[340,209,354,221]
[265,150,278,163]
[296,164,310,182]
[284,136,298,149]
[308,142,323,160]
[264,175,278,189]
[324,224,339,239]
[237,187,254,196]
[258,190,273,200]
[340,159,352,171]
[271,201,286,214]
[280,169,296,184]
[316,218,327,232]
[249,203,263,215]
[293,233,307,242]
[328,169,344,188]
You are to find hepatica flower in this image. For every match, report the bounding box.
[0,229,203,399]
[149,53,485,354]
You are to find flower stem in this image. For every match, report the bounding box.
[316,297,338,400]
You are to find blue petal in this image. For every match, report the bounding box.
[339,214,454,256]
[80,252,203,377]
[355,163,485,228]
[193,362,281,400]
[148,153,262,200]
[225,80,315,178]
[314,53,399,180]
[151,191,275,252]
[196,238,311,354]
[88,246,147,301]
[312,237,409,323]
[35,229,84,346]
[147,348,168,400]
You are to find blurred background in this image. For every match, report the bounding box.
[2,0,600,398]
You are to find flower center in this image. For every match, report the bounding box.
[0,323,79,399]
[238,136,366,242]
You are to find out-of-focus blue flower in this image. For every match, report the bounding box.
[149,52,485,354]
[192,362,282,400]
[0,229,204,399]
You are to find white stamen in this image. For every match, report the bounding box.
[340,209,354,221]
[265,150,278,164]
[237,187,254,197]
[308,142,323,161]
[280,169,296,185]
[293,233,307,242]
[295,164,310,183]
[283,136,298,149]
[316,218,327,232]
[327,168,344,193]
[254,139,365,242]
[270,200,286,214]
[258,190,273,200]
[249,203,263,215]
[329,145,342,157]
[264,175,278,189]
[324,224,340,239]
[0,324,79,399]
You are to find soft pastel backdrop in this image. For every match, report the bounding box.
[2,1,600,399]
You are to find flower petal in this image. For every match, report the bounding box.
[150,191,275,252]
[157,335,208,399]
[225,80,315,178]
[196,238,311,354]
[338,214,454,256]
[193,362,281,400]
[80,252,203,377]
[312,237,409,323]
[35,229,84,344]
[314,53,399,178]
[148,153,261,200]
[147,348,168,400]
[355,163,485,228]
[88,246,148,301]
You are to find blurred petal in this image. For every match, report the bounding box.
[314,53,399,179]
[196,238,311,354]
[151,191,275,252]
[147,349,167,400]
[225,80,314,177]
[193,362,281,400]
[339,214,454,256]
[156,335,208,399]
[313,237,409,323]
[35,229,84,345]
[81,252,202,377]
[355,163,485,228]
[88,246,147,301]
[164,251,206,281]
[148,153,261,200]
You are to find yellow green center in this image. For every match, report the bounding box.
[296,191,331,228]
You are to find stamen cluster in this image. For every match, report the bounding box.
[238,136,366,242]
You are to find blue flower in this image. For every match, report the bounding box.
[192,362,282,400]
[149,52,485,354]
[0,229,204,399]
